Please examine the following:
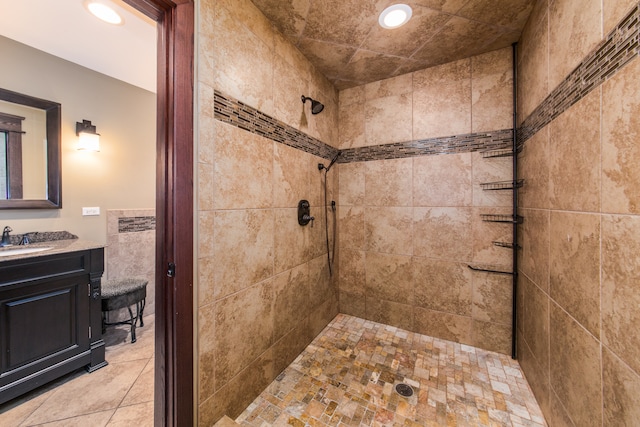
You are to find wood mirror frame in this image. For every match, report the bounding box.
[0,88,61,209]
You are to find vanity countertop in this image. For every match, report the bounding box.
[0,239,105,262]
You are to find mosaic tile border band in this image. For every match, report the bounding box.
[213,90,513,162]
[337,129,513,163]
[214,90,339,161]
[519,3,639,143]
[118,216,156,233]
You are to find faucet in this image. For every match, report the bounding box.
[1,226,12,247]
[19,232,38,245]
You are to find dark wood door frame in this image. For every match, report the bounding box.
[124,1,194,426]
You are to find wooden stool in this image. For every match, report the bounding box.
[101,278,147,343]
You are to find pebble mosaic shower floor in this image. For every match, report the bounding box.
[236,314,546,427]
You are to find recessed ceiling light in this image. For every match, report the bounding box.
[85,1,123,25]
[379,4,412,29]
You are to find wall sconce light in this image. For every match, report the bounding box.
[76,120,100,151]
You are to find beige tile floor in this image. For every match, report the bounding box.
[0,314,155,426]
[237,314,546,427]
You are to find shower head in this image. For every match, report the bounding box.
[301,95,324,114]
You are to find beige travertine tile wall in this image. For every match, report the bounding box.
[516,0,640,425]
[196,0,339,425]
[105,209,156,321]
[340,47,513,148]
[337,47,515,355]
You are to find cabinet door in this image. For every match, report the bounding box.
[0,275,91,390]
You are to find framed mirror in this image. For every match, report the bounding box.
[0,88,61,209]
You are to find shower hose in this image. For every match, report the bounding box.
[323,168,337,276]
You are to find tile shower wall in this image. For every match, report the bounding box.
[337,47,515,355]
[516,1,640,426]
[106,209,156,320]
[196,0,339,425]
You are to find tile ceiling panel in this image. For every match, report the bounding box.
[250,0,536,89]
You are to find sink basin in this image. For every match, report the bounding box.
[0,247,52,257]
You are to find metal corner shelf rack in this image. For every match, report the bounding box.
[480,179,524,191]
[493,241,517,249]
[467,42,522,359]
[467,143,523,359]
[479,213,524,223]
[481,147,516,158]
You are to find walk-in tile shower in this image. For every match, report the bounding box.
[196,1,640,426]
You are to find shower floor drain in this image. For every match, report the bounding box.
[395,383,414,397]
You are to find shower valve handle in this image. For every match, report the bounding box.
[298,199,314,226]
[302,214,315,227]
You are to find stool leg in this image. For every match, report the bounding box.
[139,299,145,327]
[127,306,137,343]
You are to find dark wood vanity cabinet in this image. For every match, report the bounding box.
[0,247,106,404]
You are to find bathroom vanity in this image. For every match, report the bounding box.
[0,240,106,404]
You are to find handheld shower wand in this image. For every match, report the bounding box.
[318,151,341,172]
[317,151,341,276]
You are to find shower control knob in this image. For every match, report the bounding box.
[298,199,314,226]
[302,214,315,227]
